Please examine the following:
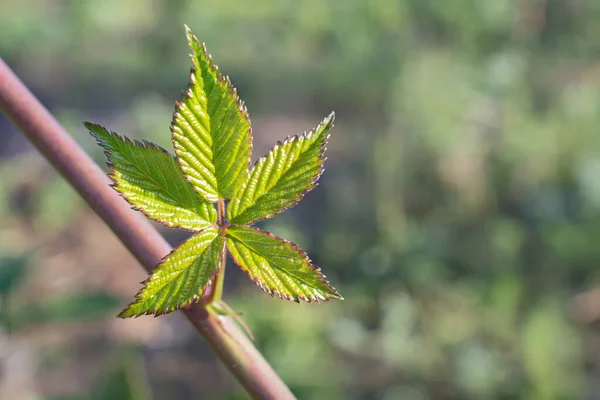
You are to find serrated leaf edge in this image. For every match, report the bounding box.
[229,112,334,225]
[170,26,253,201]
[85,122,215,232]
[226,224,343,303]
[118,228,224,318]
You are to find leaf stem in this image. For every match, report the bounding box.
[0,58,296,400]
[207,198,227,303]
[217,197,226,227]
[211,241,227,301]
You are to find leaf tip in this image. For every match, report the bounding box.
[84,121,108,140]
[320,111,335,133]
[328,290,344,301]
[82,121,95,130]
[326,110,335,123]
[117,306,137,319]
[184,25,209,61]
[184,24,194,43]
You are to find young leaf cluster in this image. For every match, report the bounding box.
[86,26,342,317]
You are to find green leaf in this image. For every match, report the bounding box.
[227,113,333,225]
[171,26,252,202]
[119,226,223,317]
[86,123,216,230]
[87,27,342,316]
[226,225,341,302]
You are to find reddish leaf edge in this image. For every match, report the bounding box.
[226,225,343,303]
[229,112,334,225]
[85,122,216,232]
[170,25,253,200]
[118,228,224,318]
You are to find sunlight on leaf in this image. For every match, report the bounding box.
[226,225,341,303]
[170,25,252,202]
[119,227,224,317]
[86,123,216,230]
[88,26,341,317]
[228,113,333,225]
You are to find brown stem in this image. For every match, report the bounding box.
[0,58,296,400]
[217,197,226,227]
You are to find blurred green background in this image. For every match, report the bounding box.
[1,1,600,399]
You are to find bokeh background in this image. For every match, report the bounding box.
[1,1,600,399]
